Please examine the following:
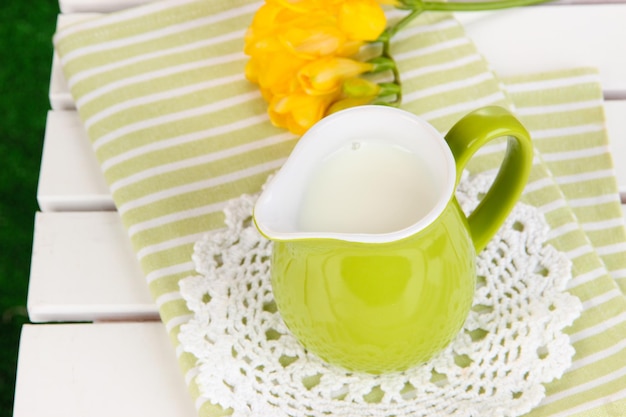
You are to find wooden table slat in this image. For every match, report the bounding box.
[37,111,114,212]
[55,0,626,13]
[27,211,157,323]
[59,0,156,13]
[13,323,196,417]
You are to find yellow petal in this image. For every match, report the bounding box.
[269,91,338,134]
[268,0,314,14]
[298,57,374,95]
[254,52,307,94]
[339,0,387,41]
[244,59,259,84]
[278,21,347,59]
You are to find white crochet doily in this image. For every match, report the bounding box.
[178,173,582,417]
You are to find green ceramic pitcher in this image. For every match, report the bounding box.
[254,105,533,374]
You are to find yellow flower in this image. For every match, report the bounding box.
[337,0,387,41]
[297,57,374,95]
[268,90,341,135]
[244,0,388,134]
[245,0,551,134]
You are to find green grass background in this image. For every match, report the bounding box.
[0,1,59,415]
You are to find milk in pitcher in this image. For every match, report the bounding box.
[298,139,438,234]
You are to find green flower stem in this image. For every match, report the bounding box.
[386,0,552,39]
[369,56,397,73]
[420,0,552,12]
[384,8,424,40]
[378,82,402,96]
[374,0,552,106]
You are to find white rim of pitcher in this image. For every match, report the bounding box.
[254,105,457,244]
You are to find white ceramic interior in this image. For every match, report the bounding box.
[253,105,457,243]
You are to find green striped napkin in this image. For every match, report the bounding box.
[53,1,626,415]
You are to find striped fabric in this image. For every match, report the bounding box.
[53,1,626,416]
[490,71,626,416]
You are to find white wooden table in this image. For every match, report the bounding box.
[13,1,626,415]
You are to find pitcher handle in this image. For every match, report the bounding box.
[445,106,533,253]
